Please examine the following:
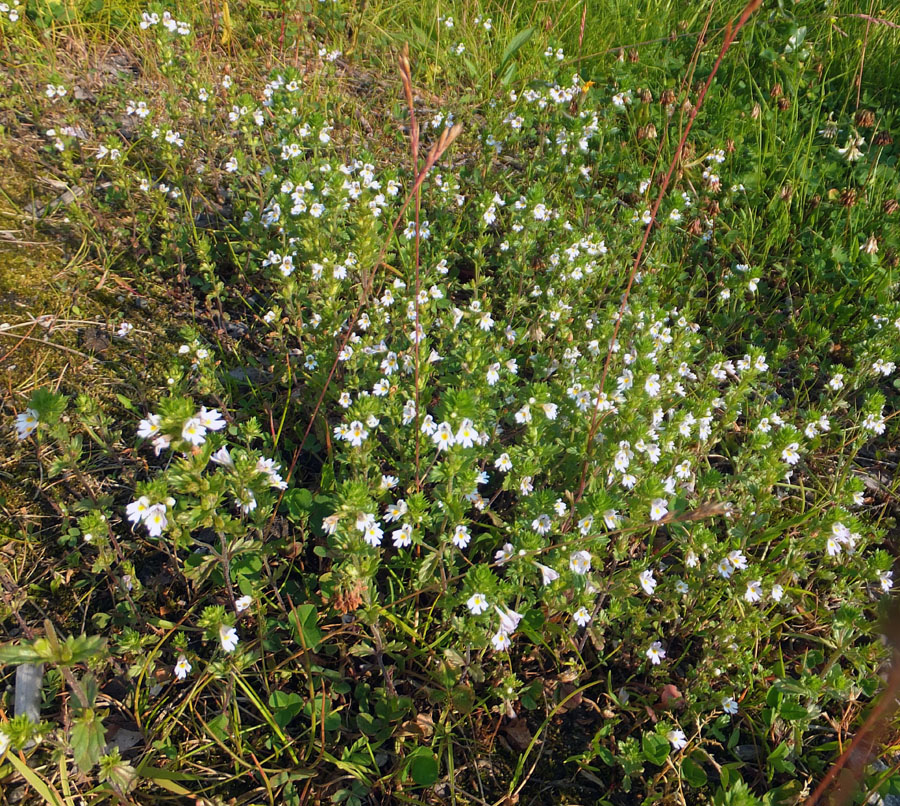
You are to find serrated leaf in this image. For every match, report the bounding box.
[642,731,669,765]
[0,642,47,664]
[71,709,106,772]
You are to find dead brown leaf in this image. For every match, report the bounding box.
[503,718,533,752]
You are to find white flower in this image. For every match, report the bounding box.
[781,442,800,465]
[878,570,893,593]
[639,569,657,595]
[495,543,514,564]
[209,446,234,468]
[491,630,512,652]
[535,563,559,586]
[173,655,192,681]
[722,696,738,715]
[199,407,226,431]
[126,495,150,525]
[452,524,471,549]
[836,135,865,161]
[675,460,691,480]
[383,523,408,548]
[573,607,592,627]
[137,414,161,439]
[467,593,489,615]
[15,408,39,440]
[144,503,168,537]
[455,419,478,448]
[649,498,668,521]
[495,605,523,634]
[728,550,748,570]
[569,550,591,575]
[532,513,552,535]
[667,729,687,750]
[384,499,407,523]
[494,453,513,472]
[432,421,456,451]
[347,420,368,446]
[771,584,784,601]
[863,413,886,434]
[216,624,239,654]
[603,509,620,529]
[646,641,666,665]
[235,489,257,515]
[181,416,207,446]
[235,595,253,612]
[744,580,762,603]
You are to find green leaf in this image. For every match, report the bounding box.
[283,488,314,521]
[681,756,708,788]
[642,731,669,766]
[498,27,534,74]
[4,752,64,805]
[30,388,67,423]
[407,747,439,786]
[268,691,304,728]
[71,709,106,772]
[778,700,809,721]
[290,604,322,651]
[0,642,46,664]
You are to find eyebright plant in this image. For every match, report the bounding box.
[4,4,900,802]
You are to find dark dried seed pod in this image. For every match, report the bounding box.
[660,89,676,107]
[883,199,900,215]
[777,97,791,111]
[874,130,894,146]
[840,188,858,207]
[855,109,876,128]
[770,83,783,99]
[640,88,653,104]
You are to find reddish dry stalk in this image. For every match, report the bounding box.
[807,650,900,806]
[276,56,460,496]
[399,45,424,488]
[578,0,587,54]
[573,0,763,505]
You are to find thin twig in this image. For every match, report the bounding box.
[573,0,764,505]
